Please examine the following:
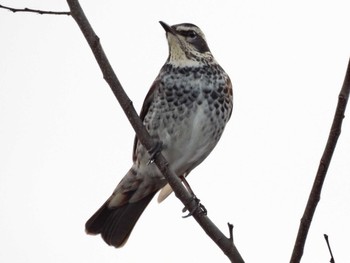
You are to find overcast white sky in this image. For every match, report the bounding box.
[1,0,350,262]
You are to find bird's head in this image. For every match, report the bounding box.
[159,21,214,66]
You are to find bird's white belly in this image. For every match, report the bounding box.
[159,104,216,175]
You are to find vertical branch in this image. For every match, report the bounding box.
[290,58,350,263]
[66,0,244,262]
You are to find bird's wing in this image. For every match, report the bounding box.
[132,78,159,162]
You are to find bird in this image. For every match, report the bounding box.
[85,21,233,248]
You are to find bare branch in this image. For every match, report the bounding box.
[290,58,350,263]
[66,0,244,262]
[0,4,70,15]
[324,234,335,263]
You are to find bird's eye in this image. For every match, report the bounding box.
[187,30,197,39]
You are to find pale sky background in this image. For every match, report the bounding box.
[1,0,350,262]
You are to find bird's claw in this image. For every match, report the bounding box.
[147,140,163,165]
[182,195,207,218]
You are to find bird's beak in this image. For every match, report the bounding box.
[159,21,176,35]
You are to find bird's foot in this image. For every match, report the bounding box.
[147,140,163,165]
[182,195,207,218]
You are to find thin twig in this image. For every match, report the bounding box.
[0,4,70,15]
[324,234,335,263]
[65,0,244,262]
[290,58,350,263]
[228,223,234,242]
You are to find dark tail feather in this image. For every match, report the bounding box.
[85,192,156,248]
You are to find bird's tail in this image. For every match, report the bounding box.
[85,191,156,248]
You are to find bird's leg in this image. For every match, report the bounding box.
[147,140,163,165]
[180,175,207,218]
[180,174,195,195]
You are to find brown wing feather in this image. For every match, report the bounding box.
[132,78,160,161]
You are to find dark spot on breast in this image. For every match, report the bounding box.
[183,85,191,93]
[194,71,201,79]
[167,96,174,103]
[211,90,219,100]
[179,68,186,74]
[179,97,187,104]
[203,87,211,94]
[188,95,196,102]
[165,90,173,96]
[191,88,200,97]
[176,90,183,97]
